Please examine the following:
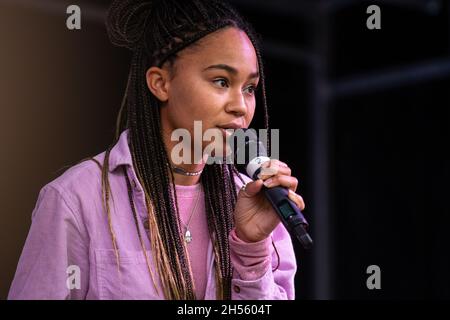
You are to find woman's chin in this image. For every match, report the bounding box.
[202,143,233,163]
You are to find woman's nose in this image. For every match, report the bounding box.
[225,91,247,117]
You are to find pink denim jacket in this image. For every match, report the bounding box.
[8,130,297,300]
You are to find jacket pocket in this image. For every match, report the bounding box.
[94,249,162,300]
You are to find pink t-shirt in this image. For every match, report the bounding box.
[175,183,274,299]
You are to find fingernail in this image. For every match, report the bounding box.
[259,168,277,177]
[257,169,267,179]
[263,178,273,187]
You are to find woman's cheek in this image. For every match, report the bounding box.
[245,103,256,125]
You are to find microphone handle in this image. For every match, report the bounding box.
[263,186,313,249]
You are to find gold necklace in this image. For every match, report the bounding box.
[180,186,202,243]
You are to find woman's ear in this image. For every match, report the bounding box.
[146,66,170,102]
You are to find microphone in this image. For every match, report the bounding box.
[231,129,313,250]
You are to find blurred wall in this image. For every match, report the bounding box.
[0,0,128,298]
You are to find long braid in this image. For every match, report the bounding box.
[130,48,195,299]
[103,0,270,300]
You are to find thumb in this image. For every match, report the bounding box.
[240,179,264,198]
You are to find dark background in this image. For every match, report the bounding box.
[0,0,449,299]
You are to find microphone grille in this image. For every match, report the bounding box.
[231,129,268,167]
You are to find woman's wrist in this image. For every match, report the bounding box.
[235,227,269,243]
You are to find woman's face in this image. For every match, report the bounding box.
[148,26,260,161]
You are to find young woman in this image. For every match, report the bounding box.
[8,0,305,300]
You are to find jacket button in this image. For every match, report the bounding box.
[233,285,240,293]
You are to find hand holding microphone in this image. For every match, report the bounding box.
[233,160,304,241]
[231,129,313,249]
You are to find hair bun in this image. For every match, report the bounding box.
[105,0,154,51]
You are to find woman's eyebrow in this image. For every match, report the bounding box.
[203,64,259,79]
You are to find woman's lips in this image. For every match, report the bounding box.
[218,122,243,130]
[217,127,234,137]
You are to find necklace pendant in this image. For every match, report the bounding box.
[184,229,192,243]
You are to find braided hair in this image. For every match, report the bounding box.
[101,0,270,300]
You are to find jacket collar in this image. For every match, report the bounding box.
[108,129,133,172]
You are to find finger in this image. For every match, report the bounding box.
[262,159,288,168]
[288,190,305,211]
[239,179,264,198]
[261,159,288,170]
[258,161,291,180]
[263,175,298,192]
[258,166,291,180]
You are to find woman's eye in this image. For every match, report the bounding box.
[244,85,257,95]
[213,78,229,88]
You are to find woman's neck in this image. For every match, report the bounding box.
[167,164,204,186]
[162,125,206,186]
